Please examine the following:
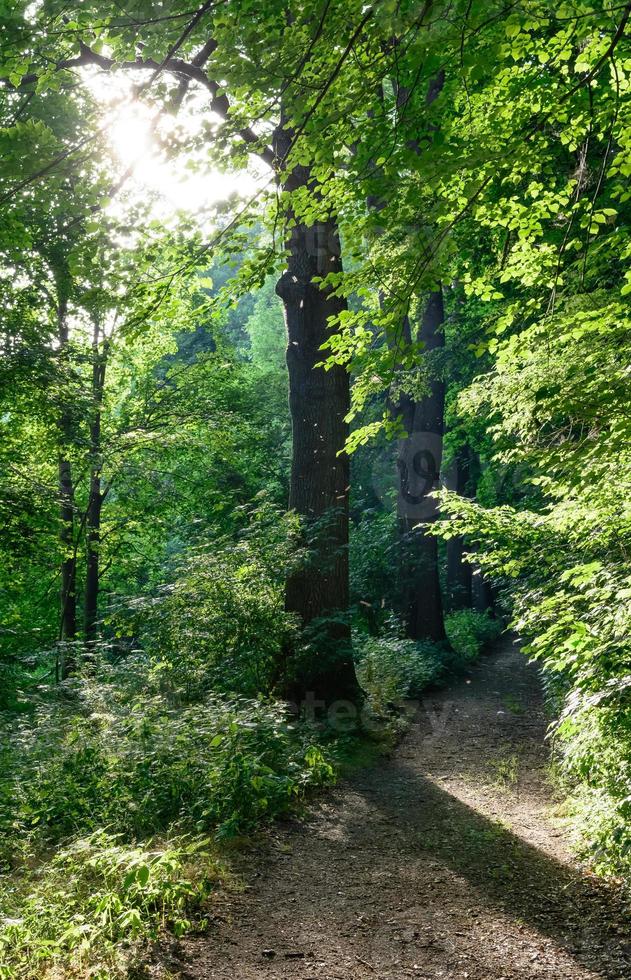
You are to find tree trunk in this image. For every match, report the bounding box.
[473,560,496,616]
[57,294,77,674]
[390,68,447,642]
[397,289,446,642]
[85,326,106,644]
[273,119,359,704]
[445,444,475,610]
[446,535,472,610]
[84,476,101,643]
[59,453,76,641]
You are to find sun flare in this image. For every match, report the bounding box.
[108,104,154,170]
[87,73,263,220]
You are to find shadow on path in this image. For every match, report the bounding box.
[352,760,630,978]
[175,638,631,980]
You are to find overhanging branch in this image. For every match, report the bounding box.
[8,39,275,170]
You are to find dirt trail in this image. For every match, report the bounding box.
[175,636,631,980]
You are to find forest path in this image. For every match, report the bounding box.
[174,636,631,980]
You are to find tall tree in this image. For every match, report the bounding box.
[1,0,378,699]
[273,115,358,701]
[393,61,448,642]
[55,268,78,654]
[396,289,446,641]
[445,444,475,610]
[84,316,107,644]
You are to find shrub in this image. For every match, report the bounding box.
[355,610,501,715]
[350,510,399,625]
[0,503,338,975]
[444,609,502,663]
[355,628,445,712]
[0,662,18,712]
[0,676,335,975]
[432,297,631,883]
[0,832,221,979]
[0,683,334,866]
[553,690,631,877]
[435,493,631,882]
[116,502,301,699]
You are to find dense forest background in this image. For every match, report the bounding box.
[0,1,629,976]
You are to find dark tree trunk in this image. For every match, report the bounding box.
[85,476,101,643]
[445,445,475,610]
[397,289,446,642]
[446,535,472,609]
[59,454,76,641]
[85,327,106,644]
[57,295,77,675]
[473,562,496,616]
[391,69,447,642]
[273,120,359,704]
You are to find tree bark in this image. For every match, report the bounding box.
[446,534,472,610]
[391,67,447,643]
[85,324,106,644]
[57,294,77,673]
[473,560,496,616]
[59,453,76,640]
[84,476,102,643]
[274,119,359,704]
[445,444,475,610]
[396,289,447,642]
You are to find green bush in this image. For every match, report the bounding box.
[0,684,334,866]
[433,297,631,883]
[0,663,18,712]
[444,609,502,663]
[0,506,337,976]
[0,677,334,976]
[355,629,445,712]
[355,610,501,715]
[350,510,399,625]
[0,832,221,979]
[553,692,631,877]
[437,491,631,883]
[117,502,301,700]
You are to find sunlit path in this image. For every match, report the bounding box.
[175,638,631,980]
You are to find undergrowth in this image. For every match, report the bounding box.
[0,669,334,978]
[444,608,502,664]
[0,833,221,979]
[355,609,501,712]
[0,600,501,977]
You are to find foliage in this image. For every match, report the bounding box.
[355,608,499,713]
[355,628,446,711]
[0,0,629,947]
[0,833,220,980]
[115,501,301,699]
[244,275,287,375]
[350,508,399,623]
[0,668,334,975]
[433,292,631,879]
[0,675,333,869]
[444,609,502,664]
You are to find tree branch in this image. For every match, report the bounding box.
[563,1,631,101]
[8,38,275,170]
[68,42,276,168]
